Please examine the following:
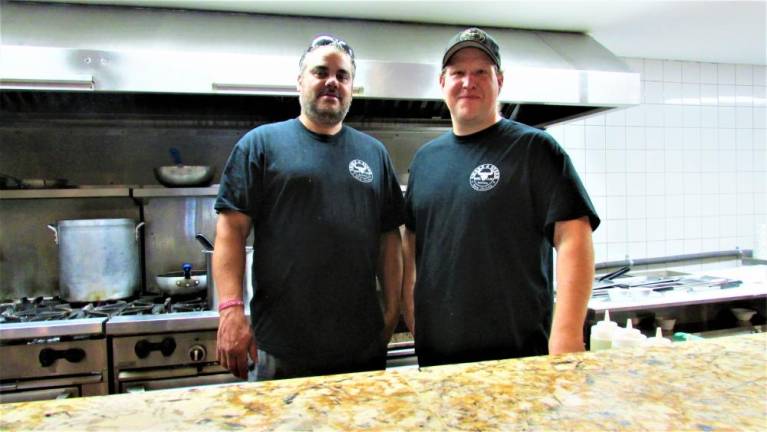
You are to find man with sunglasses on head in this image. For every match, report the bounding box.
[214,35,404,381]
[402,28,600,367]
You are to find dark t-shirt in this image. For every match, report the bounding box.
[404,119,599,367]
[215,119,405,363]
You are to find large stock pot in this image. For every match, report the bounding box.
[48,218,144,302]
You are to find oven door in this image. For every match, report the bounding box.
[0,386,79,403]
[0,373,105,403]
[117,365,240,393]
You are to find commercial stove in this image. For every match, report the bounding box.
[0,297,109,403]
[106,302,238,394]
[0,295,238,403]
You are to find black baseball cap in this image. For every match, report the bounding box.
[442,27,501,69]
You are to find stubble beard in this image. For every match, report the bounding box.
[300,91,351,126]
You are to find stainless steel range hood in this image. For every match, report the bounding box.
[0,1,640,127]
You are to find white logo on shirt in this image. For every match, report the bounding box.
[349,159,373,183]
[469,164,500,191]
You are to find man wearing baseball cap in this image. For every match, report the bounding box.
[402,27,600,367]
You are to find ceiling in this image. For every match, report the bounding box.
[26,0,767,65]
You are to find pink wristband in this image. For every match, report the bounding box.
[218,299,244,312]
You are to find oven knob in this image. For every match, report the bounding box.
[134,337,176,359]
[38,348,86,367]
[188,345,207,362]
[134,340,152,359]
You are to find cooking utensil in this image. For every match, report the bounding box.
[48,218,144,302]
[153,148,214,187]
[195,233,214,251]
[598,265,631,281]
[155,263,207,295]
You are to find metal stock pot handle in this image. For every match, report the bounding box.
[134,222,145,242]
[47,224,59,245]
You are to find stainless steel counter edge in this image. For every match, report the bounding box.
[0,185,220,200]
[105,311,226,335]
[132,185,219,198]
[589,283,767,313]
[0,318,107,340]
[0,187,132,199]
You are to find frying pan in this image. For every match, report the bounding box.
[153,148,214,187]
[155,263,207,295]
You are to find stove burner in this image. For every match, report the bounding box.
[170,297,207,313]
[0,297,78,323]
[0,295,210,323]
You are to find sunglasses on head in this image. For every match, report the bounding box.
[307,35,355,59]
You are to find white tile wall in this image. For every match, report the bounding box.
[548,58,767,263]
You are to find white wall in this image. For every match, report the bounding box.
[547,59,767,264]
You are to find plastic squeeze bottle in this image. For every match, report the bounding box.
[643,327,673,347]
[590,310,619,351]
[611,318,647,349]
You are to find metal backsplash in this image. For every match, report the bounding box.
[142,196,217,294]
[0,198,140,299]
[0,113,444,299]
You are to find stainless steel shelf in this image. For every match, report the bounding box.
[132,185,219,198]
[0,187,132,199]
[0,186,220,199]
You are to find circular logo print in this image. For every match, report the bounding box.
[469,164,500,191]
[349,159,373,183]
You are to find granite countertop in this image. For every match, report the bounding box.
[2,333,765,431]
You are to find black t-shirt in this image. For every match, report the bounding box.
[215,119,404,362]
[404,119,599,367]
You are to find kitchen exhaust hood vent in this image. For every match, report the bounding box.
[0,2,640,127]
[0,90,603,129]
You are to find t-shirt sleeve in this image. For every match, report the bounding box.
[214,131,264,222]
[532,132,600,243]
[379,153,405,232]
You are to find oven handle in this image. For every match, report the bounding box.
[13,374,103,390]
[0,383,17,392]
[0,387,79,403]
[118,366,199,381]
[117,363,229,383]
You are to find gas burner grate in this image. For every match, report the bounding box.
[170,297,207,313]
[0,297,77,323]
[0,294,211,323]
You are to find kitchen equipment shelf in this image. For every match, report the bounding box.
[0,186,220,200]
[132,186,219,198]
[0,187,131,199]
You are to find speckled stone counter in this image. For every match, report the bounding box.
[2,333,765,431]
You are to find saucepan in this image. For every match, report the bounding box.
[155,263,207,295]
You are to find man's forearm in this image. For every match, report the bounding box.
[213,213,251,303]
[401,227,416,335]
[550,217,594,354]
[378,229,403,336]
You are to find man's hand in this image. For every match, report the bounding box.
[216,307,257,380]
